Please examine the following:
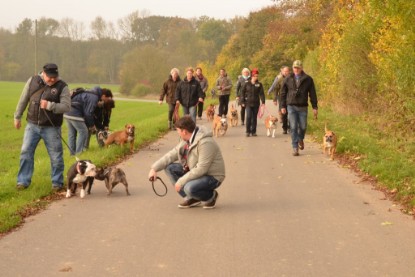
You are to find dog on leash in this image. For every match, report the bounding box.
[264,115,278,138]
[66,159,97,198]
[104,124,135,153]
[95,167,130,196]
[212,115,228,137]
[323,123,337,160]
[206,104,215,122]
[229,104,238,127]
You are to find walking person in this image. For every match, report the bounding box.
[175,67,204,122]
[195,67,208,120]
[148,115,225,209]
[235,68,250,125]
[269,66,291,134]
[215,69,232,117]
[160,68,181,130]
[280,60,318,156]
[13,63,71,191]
[240,68,265,137]
[64,87,100,155]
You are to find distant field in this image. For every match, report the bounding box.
[0,81,166,233]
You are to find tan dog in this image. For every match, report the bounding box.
[323,123,337,160]
[104,124,135,153]
[229,104,238,127]
[264,115,278,138]
[212,115,228,137]
[206,104,215,122]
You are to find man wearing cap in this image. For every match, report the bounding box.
[14,63,71,191]
[280,60,318,156]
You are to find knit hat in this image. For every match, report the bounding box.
[251,68,259,76]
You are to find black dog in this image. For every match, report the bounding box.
[66,160,97,198]
[95,167,130,196]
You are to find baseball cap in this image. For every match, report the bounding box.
[293,60,303,68]
[43,63,59,77]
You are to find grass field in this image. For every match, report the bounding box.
[0,81,167,233]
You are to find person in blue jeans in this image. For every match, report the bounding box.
[280,60,318,156]
[148,115,225,209]
[13,63,71,191]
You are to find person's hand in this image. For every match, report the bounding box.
[148,168,157,181]
[313,109,318,120]
[175,183,182,192]
[40,99,48,109]
[198,98,204,103]
[281,108,287,114]
[14,119,21,129]
[273,101,278,106]
[236,97,240,101]
[176,100,180,104]
[241,104,245,107]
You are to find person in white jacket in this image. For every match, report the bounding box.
[148,115,225,209]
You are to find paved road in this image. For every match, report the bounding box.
[1,101,414,276]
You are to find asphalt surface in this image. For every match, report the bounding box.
[1,101,415,276]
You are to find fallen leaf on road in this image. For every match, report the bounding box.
[381,221,393,226]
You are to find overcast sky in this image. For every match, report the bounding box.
[0,0,275,30]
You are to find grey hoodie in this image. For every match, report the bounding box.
[151,126,226,187]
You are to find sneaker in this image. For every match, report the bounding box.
[246,133,251,137]
[242,122,245,125]
[52,185,64,192]
[292,148,299,156]
[251,133,257,137]
[298,140,304,150]
[16,183,27,190]
[178,198,201,209]
[283,130,288,134]
[204,191,219,209]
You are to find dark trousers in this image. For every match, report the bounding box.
[246,105,259,134]
[218,94,230,116]
[167,103,175,122]
[240,106,246,124]
[197,101,204,118]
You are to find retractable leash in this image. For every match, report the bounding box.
[149,176,168,197]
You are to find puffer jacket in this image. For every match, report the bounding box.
[175,76,204,108]
[151,126,226,187]
[280,72,318,109]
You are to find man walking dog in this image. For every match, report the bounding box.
[148,116,225,209]
[14,63,71,191]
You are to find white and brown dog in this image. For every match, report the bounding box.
[212,115,228,137]
[229,104,238,127]
[105,124,135,153]
[66,159,97,198]
[323,123,337,160]
[264,115,278,138]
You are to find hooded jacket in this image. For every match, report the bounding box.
[151,126,226,188]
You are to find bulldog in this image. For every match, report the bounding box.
[264,115,278,138]
[212,115,228,138]
[205,104,215,122]
[229,104,238,127]
[66,159,97,198]
[95,167,130,196]
[323,123,337,160]
[105,124,135,153]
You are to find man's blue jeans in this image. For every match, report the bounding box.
[165,163,221,201]
[17,123,65,188]
[182,105,197,122]
[65,118,88,155]
[287,105,308,149]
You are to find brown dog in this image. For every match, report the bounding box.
[104,124,135,153]
[206,104,215,122]
[264,115,278,138]
[323,123,337,160]
[212,115,228,138]
[229,104,238,127]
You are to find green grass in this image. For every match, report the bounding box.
[307,108,415,211]
[0,81,167,233]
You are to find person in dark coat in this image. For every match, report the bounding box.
[160,68,181,130]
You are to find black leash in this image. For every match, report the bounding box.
[42,109,76,155]
[149,176,168,197]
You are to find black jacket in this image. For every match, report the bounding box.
[280,72,318,109]
[240,80,265,107]
[175,76,204,108]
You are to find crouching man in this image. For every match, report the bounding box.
[148,115,225,209]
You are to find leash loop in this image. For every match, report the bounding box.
[150,176,168,197]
